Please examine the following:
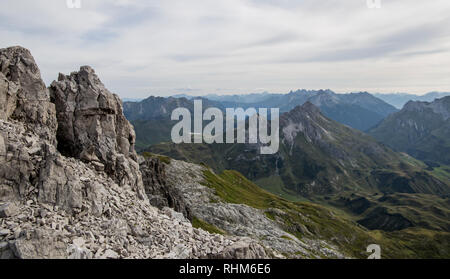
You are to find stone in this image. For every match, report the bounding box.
[0,241,14,259]
[72,237,85,247]
[102,249,119,259]
[39,208,47,218]
[67,244,92,259]
[207,241,267,259]
[0,202,19,218]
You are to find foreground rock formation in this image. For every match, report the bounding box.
[50,67,144,195]
[0,46,266,259]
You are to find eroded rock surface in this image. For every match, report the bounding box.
[49,66,143,196]
[139,156,191,220]
[0,46,57,143]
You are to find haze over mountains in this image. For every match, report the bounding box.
[174,90,450,110]
[373,92,450,109]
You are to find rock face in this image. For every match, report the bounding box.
[139,156,191,220]
[0,46,57,143]
[49,66,144,196]
[0,46,267,259]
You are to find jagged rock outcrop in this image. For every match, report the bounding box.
[0,46,267,259]
[49,66,144,197]
[0,46,57,143]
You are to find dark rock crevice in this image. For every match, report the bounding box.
[139,156,192,220]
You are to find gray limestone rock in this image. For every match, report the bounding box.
[0,46,57,143]
[49,66,144,197]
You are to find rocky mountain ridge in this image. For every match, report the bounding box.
[369,96,450,165]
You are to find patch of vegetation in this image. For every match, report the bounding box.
[131,119,174,151]
[430,165,450,182]
[281,235,294,241]
[141,151,171,164]
[192,216,225,235]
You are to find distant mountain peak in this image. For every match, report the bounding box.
[403,96,450,120]
[283,101,322,118]
[302,101,321,113]
[369,95,450,165]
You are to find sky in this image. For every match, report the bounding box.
[1,0,450,98]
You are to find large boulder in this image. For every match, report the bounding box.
[49,66,144,197]
[0,46,57,143]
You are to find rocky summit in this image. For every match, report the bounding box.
[0,46,266,259]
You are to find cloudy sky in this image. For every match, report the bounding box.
[1,0,450,98]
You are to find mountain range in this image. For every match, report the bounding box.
[124,89,398,150]
[178,89,398,131]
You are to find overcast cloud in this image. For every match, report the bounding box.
[1,0,450,97]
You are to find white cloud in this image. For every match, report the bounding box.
[1,0,450,97]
